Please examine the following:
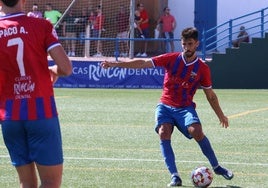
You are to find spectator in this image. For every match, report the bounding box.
[0,0,72,187]
[62,9,77,57]
[93,5,105,57]
[44,3,62,34]
[100,27,234,187]
[76,8,89,45]
[158,7,176,52]
[135,3,149,57]
[134,8,144,38]
[116,5,129,57]
[232,26,250,47]
[27,3,42,18]
[88,10,96,31]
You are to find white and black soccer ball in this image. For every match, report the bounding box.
[191,166,213,187]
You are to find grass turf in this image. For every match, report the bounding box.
[0,89,268,187]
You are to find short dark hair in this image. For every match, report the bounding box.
[46,3,52,8]
[1,0,19,7]
[181,27,199,41]
[137,3,144,8]
[163,7,169,12]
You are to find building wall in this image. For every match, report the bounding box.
[217,0,268,24]
[169,0,268,51]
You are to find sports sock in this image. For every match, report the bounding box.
[197,136,219,168]
[160,140,178,175]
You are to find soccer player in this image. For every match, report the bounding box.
[0,0,72,187]
[101,27,234,187]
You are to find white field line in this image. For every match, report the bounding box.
[1,155,266,167]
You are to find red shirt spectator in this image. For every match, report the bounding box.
[94,8,104,31]
[159,13,176,32]
[139,6,149,30]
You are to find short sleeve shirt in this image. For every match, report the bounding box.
[152,52,212,107]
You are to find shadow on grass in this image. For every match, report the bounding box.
[181,186,242,188]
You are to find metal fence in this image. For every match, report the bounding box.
[201,7,268,59]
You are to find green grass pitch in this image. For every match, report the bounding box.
[0,89,267,187]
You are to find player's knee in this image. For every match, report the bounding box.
[40,179,61,188]
[188,124,204,141]
[158,124,172,140]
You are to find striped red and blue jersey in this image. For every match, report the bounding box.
[152,52,212,108]
[0,13,61,121]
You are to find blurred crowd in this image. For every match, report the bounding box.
[25,3,177,58]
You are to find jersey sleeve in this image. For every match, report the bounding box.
[152,52,181,67]
[200,62,212,89]
[43,20,60,52]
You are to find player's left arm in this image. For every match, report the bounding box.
[203,88,229,128]
[49,45,72,77]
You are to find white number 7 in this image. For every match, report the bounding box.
[7,37,26,77]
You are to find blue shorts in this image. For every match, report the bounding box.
[154,103,201,139]
[1,117,63,167]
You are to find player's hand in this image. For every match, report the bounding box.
[100,61,114,69]
[49,66,59,84]
[219,115,229,128]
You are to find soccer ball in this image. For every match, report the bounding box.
[191,166,213,187]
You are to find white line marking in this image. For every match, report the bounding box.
[228,107,268,119]
[1,155,267,167]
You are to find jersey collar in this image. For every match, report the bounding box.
[181,53,198,66]
[0,12,25,19]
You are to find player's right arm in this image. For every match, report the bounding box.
[101,59,154,69]
[49,45,72,76]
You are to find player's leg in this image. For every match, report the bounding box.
[187,122,233,180]
[188,123,220,168]
[16,163,38,188]
[173,106,219,167]
[1,121,38,187]
[190,125,234,180]
[26,117,64,187]
[158,123,182,187]
[36,164,63,188]
[155,104,182,187]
